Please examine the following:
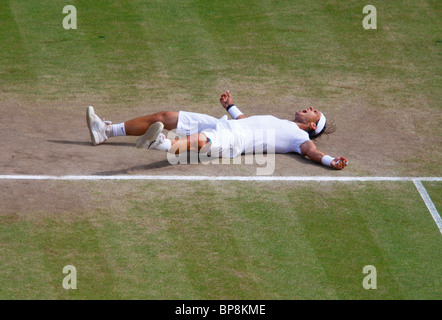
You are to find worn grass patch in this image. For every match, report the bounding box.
[1,181,440,299]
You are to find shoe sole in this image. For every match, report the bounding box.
[86,106,100,146]
[136,122,164,149]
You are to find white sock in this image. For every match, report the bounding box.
[107,123,126,137]
[163,138,172,151]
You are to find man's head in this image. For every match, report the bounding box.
[295,107,328,139]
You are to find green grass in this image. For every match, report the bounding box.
[0,0,441,300]
[424,182,442,211]
[0,181,440,299]
[1,0,440,108]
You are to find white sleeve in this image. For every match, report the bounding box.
[291,135,310,154]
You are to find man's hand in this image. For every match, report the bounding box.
[331,157,348,170]
[300,141,348,170]
[220,90,233,109]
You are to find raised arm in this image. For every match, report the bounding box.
[220,90,247,119]
[300,140,348,170]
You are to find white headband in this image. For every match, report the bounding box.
[315,113,326,134]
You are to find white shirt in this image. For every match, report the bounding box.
[227,115,310,155]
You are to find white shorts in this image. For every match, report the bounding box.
[176,111,242,158]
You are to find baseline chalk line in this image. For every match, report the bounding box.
[0,175,441,182]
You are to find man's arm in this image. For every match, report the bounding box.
[300,140,348,170]
[220,90,247,119]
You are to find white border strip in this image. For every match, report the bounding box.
[0,175,441,182]
[413,180,442,234]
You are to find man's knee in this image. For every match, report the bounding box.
[154,111,173,121]
[156,111,179,130]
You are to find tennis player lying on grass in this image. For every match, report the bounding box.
[86,90,348,170]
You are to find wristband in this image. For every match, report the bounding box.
[227,105,244,119]
[321,155,334,167]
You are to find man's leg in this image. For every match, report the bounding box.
[86,107,179,146]
[124,111,179,136]
[169,133,210,154]
[134,111,220,150]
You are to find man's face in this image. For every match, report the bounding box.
[295,107,321,124]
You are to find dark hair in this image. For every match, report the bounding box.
[308,119,336,140]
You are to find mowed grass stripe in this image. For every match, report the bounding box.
[130,0,318,108]
[90,186,201,300]
[0,1,38,98]
[246,0,368,103]
[156,183,259,299]
[31,215,123,299]
[7,0,156,107]
[295,183,405,299]
[74,0,158,108]
[190,0,345,106]
[192,0,292,78]
[380,0,442,108]
[128,0,228,108]
[3,3,130,297]
[8,0,87,102]
[1,181,441,299]
[320,0,441,108]
[294,182,442,299]
[224,182,338,299]
[367,182,441,299]
[0,214,123,299]
[89,181,337,299]
[0,219,58,299]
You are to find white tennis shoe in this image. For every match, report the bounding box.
[86,106,111,146]
[136,122,169,151]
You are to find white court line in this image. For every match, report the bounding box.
[0,175,441,182]
[413,180,442,234]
